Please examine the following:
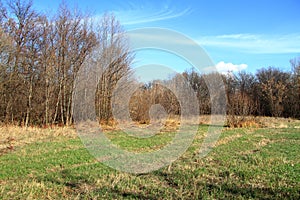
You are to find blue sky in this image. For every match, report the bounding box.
[34,0,300,74]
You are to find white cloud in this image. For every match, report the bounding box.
[198,33,300,54]
[216,61,248,73]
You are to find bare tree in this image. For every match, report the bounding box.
[287,57,300,118]
[1,0,40,126]
[1,0,299,127]
[95,14,133,124]
[256,67,290,117]
[52,3,97,125]
[129,82,180,124]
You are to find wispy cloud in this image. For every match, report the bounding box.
[198,33,300,54]
[215,34,259,40]
[112,1,192,25]
[127,31,300,55]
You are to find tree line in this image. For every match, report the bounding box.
[128,63,300,127]
[0,0,131,126]
[0,0,299,127]
[183,63,300,125]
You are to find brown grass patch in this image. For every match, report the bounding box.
[216,133,243,146]
[256,116,300,128]
[226,115,262,128]
[98,117,181,133]
[241,138,275,155]
[257,138,272,147]
[0,126,77,155]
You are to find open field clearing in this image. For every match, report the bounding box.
[0,117,299,199]
[1,0,299,199]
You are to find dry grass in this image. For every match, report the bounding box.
[226,115,262,128]
[1,115,299,155]
[0,126,76,155]
[216,133,243,146]
[98,115,300,131]
[98,117,181,133]
[256,116,300,128]
[226,115,300,129]
[0,117,299,199]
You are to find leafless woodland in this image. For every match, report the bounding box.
[0,0,299,127]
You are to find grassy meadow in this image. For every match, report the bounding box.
[0,117,299,199]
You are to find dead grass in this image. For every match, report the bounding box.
[0,126,76,155]
[0,119,299,199]
[216,133,243,146]
[98,115,300,131]
[225,115,300,129]
[240,138,274,155]
[1,115,298,155]
[256,116,300,128]
[226,115,262,128]
[98,117,181,133]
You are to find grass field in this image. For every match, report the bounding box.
[0,117,299,199]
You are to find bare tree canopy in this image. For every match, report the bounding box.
[0,0,131,126]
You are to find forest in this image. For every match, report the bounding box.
[0,0,299,127]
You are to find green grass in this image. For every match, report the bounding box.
[104,129,177,152]
[0,125,299,199]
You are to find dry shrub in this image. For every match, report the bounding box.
[226,115,261,128]
[216,133,243,146]
[99,119,118,131]
[98,116,181,133]
[162,117,180,132]
[199,115,212,125]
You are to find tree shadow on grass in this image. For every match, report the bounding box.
[153,170,299,199]
[37,166,155,199]
[206,182,299,199]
